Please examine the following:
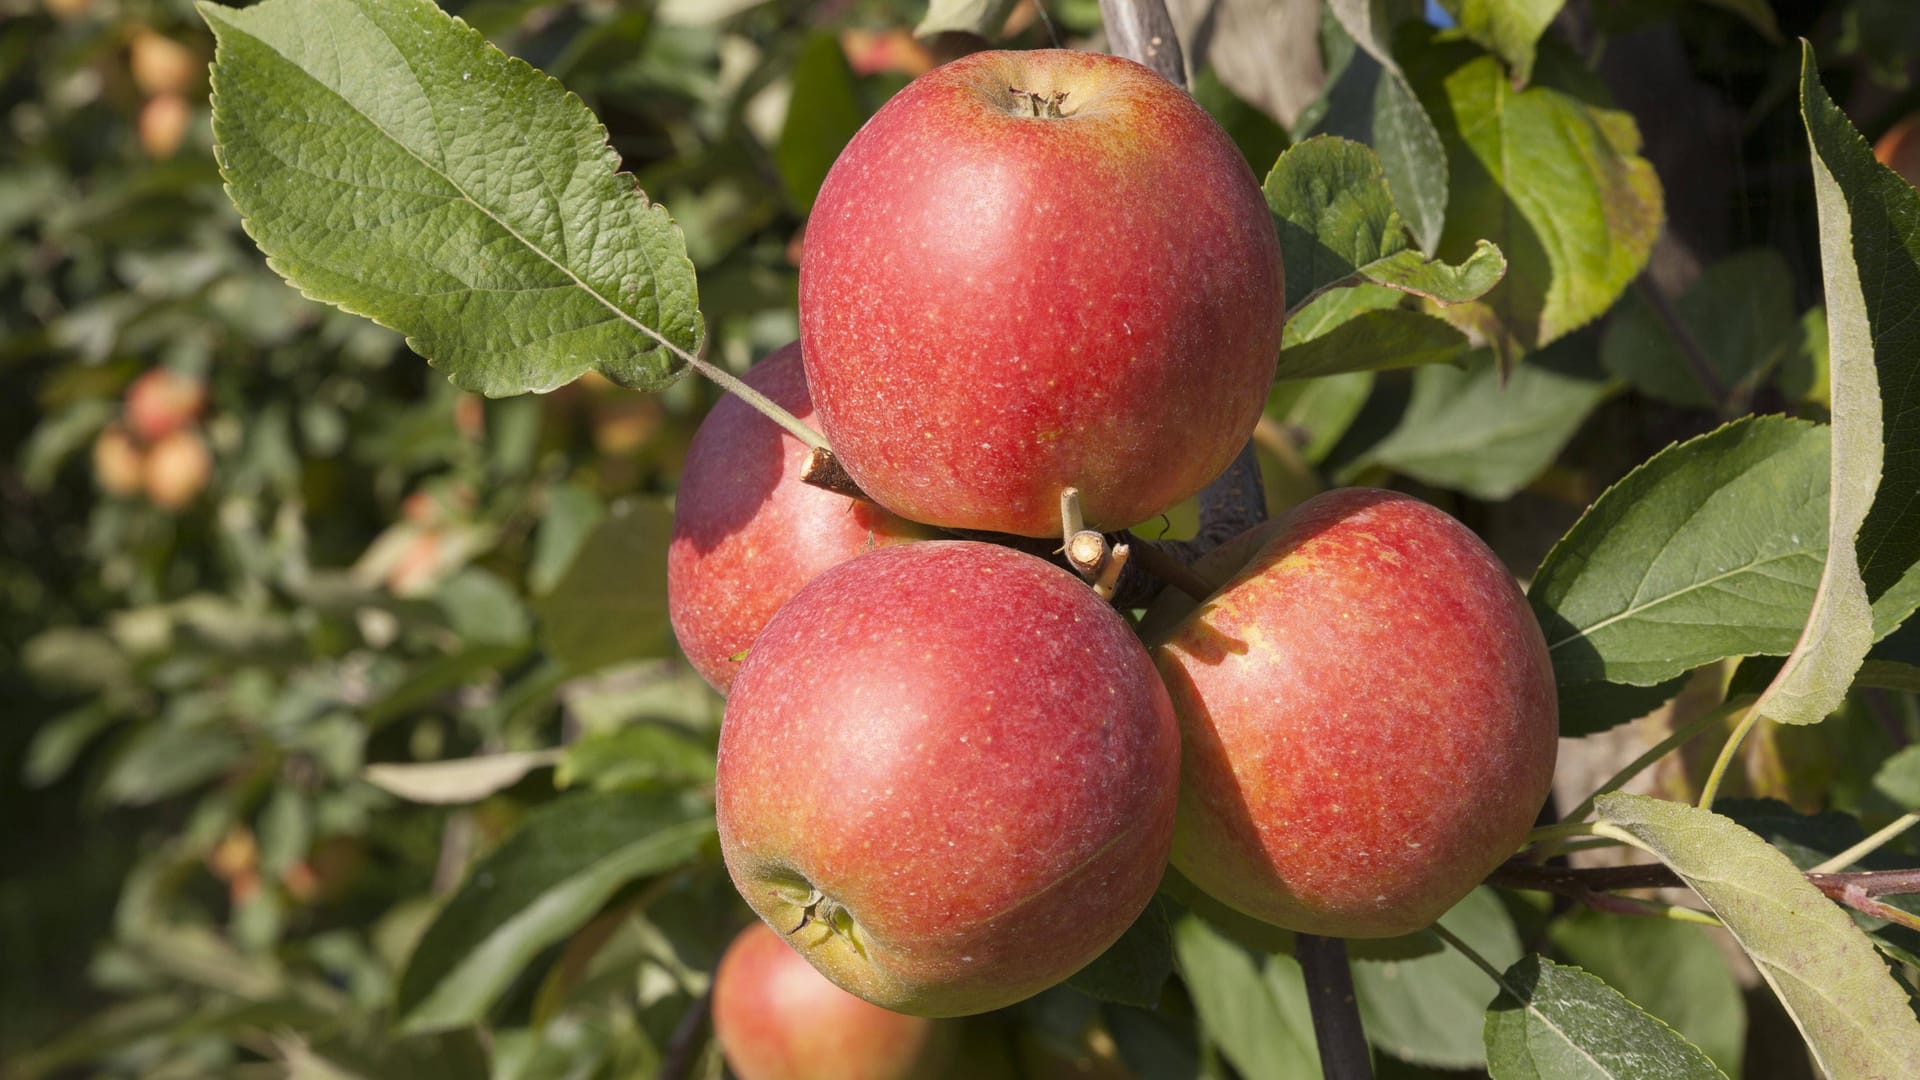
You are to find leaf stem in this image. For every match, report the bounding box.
[1561,698,1748,827]
[1633,276,1732,415]
[1697,703,1758,810]
[681,353,828,452]
[1809,812,1920,874]
[1430,923,1513,991]
[1295,934,1373,1080]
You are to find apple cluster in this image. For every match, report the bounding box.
[665,46,1559,1061]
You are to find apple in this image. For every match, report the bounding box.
[138,94,192,160]
[668,342,930,693]
[716,541,1180,1016]
[798,49,1283,538]
[129,29,201,97]
[92,425,146,497]
[712,921,956,1080]
[1875,112,1920,189]
[142,429,212,510]
[124,368,206,442]
[1152,488,1557,938]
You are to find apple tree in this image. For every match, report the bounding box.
[6,0,1920,1077]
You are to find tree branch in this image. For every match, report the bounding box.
[1099,0,1186,87]
[1490,860,1920,928]
[1297,934,1373,1080]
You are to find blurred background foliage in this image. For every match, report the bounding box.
[3,0,1920,1077]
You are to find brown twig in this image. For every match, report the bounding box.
[1098,0,1186,87]
[1297,934,1373,1080]
[657,988,714,1080]
[1491,860,1920,928]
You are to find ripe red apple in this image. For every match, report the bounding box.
[142,429,212,510]
[124,368,206,442]
[799,49,1283,537]
[712,921,956,1080]
[138,94,192,159]
[92,425,146,497]
[1875,112,1920,189]
[1152,489,1557,937]
[668,342,930,693]
[129,29,201,97]
[716,541,1180,1016]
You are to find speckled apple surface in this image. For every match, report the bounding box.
[1155,488,1557,937]
[799,49,1283,537]
[667,343,929,693]
[716,541,1179,1016]
[712,921,954,1080]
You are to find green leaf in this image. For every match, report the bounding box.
[1354,888,1521,1069]
[198,0,703,397]
[1437,0,1568,86]
[1557,674,1688,739]
[532,499,673,675]
[1267,371,1375,464]
[1267,136,1503,313]
[1700,0,1782,41]
[915,0,1018,38]
[1872,744,1920,808]
[1599,249,1800,410]
[394,789,714,1032]
[774,34,865,213]
[1593,792,1920,1078]
[1346,348,1610,500]
[1278,291,1469,381]
[555,724,716,791]
[1744,47,1889,727]
[363,751,560,805]
[1324,0,1450,251]
[1529,416,1830,688]
[1548,912,1746,1075]
[1857,658,1920,693]
[1801,44,1920,640]
[1406,33,1662,364]
[1483,955,1727,1079]
[1172,915,1320,1078]
[1067,897,1174,1008]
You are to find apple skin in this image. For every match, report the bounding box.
[716,541,1180,1016]
[1153,488,1557,938]
[667,343,932,693]
[92,425,146,497]
[712,921,956,1080]
[142,429,212,510]
[799,49,1283,537]
[1875,112,1920,188]
[124,368,206,442]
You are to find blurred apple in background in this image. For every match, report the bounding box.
[142,430,212,510]
[124,368,206,442]
[92,425,146,497]
[713,921,955,1080]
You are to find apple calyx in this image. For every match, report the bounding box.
[1005,86,1070,118]
[789,889,869,960]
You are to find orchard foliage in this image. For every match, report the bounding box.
[5,0,1920,1078]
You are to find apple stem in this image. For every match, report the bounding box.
[1297,934,1373,1080]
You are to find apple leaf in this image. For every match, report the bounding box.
[1173,915,1321,1078]
[1353,888,1521,1069]
[394,789,715,1033]
[1482,955,1727,1080]
[1593,793,1920,1078]
[555,724,716,792]
[1267,135,1504,315]
[775,34,864,213]
[1324,0,1450,251]
[1266,372,1375,464]
[1800,45,1920,643]
[531,499,673,676]
[1600,250,1802,410]
[1343,348,1612,500]
[1701,0,1783,41]
[1067,897,1174,1009]
[1405,33,1662,366]
[1548,912,1746,1076]
[915,0,1018,38]
[1557,674,1689,739]
[1436,0,1568,87]
[1741,46,1893,727]
[1277,288,1469,382]
[1873,745,1920,807]
[198,0,703,398]
[363,751,560,805]
[1528,415,1831,689]
[1857,658,1920,693]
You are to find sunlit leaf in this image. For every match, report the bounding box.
[1483,955,1726,1079]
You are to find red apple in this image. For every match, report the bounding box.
[799,49,1283,538]
[142,429,212,510]
[1875,112,1920,189]
[124,368,206,442]
[716,541,1179,1016]
[129,29,201,97]
[712,921,956,1080]
[1153,489,1557,937]
[668,343,930,693]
